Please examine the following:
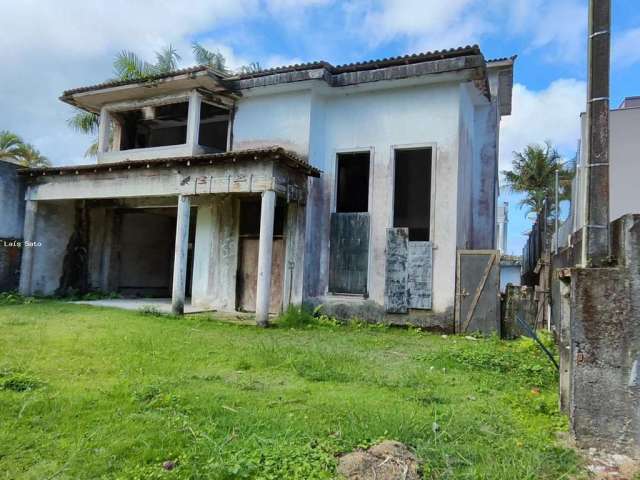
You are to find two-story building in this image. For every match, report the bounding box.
[17,45,514,331]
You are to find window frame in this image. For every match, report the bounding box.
[390,143,437,244]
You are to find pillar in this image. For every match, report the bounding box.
[18,200,38,296]
[186,90,202,151]
[97,107,112,158]
[172,195,191,315]
[256,190,276,326]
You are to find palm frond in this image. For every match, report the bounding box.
[0,130,24,160]
[154,45,181,74]
[67,110,99,135]
[238,62,262,74]
[15,143,50,168]
[84,139,99,158]
[191,42,229,74]
[113,50,154,80]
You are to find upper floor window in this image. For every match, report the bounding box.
[198,102,229,152]
[116,102,188,150]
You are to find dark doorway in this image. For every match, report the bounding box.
[116,207,196,298]
[393,148,432,241]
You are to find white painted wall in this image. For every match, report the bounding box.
[233,89,313,156]
[311,82,463,314]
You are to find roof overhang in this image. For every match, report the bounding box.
[61,67,234,113]
[19,147,321,179]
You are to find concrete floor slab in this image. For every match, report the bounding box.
[73,298,211,314]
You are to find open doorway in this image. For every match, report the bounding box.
[115,207,196,298]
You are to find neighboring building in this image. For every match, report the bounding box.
[16,45,514,330]
[0,159,26,291]
[499,255,521,292]
[559,96,640,247]
[496,201,508,254]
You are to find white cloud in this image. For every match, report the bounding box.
[0,1,322,166]
[500,79,586,172]
[357,0,488,51]
[613,27,640,69]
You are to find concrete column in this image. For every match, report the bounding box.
[18,199,38,296]
[97,107,112,156]
[171,195,191,315]
[186,90,202,152]
[256,190,276,326]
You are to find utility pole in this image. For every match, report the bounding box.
[581,0,610,267]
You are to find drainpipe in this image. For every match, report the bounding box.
[581,0,610,267]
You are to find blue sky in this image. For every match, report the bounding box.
[1,0,638,254]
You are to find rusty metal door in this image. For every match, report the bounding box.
[455,250,500,334]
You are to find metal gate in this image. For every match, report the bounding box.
[455,250,500,334]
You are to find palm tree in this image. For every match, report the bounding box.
[0,130,24,162]
[238,61,263,74]
[0,130,50,167]
[502,142,574,216]
[15,143,50,168]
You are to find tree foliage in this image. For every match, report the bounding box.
[502,142,574,216]
[0,130,50,168]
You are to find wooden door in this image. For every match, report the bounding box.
[237,238,284,314]
[455,250,501,334]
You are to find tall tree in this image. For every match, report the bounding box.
[502,142,574,216]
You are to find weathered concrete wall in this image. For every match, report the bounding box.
[308,81,464,324]
[0,161,26,291]
[191,195,239,310]
[0,161,26,239]
[27,200,76,295]
[569,214,640,456]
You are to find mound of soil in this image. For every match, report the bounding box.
[337,440,421,480]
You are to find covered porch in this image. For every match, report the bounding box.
[18,148,319,325]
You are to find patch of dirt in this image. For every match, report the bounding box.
[583,448,639,480]
[337,440,421,480]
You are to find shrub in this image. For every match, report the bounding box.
[277,305,316,328]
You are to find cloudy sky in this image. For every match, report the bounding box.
[1,0,638,253]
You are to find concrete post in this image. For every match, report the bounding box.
[18,199,38,296]
[256,190,276,327]
[97,107,112,157]
[581,0,610,266]
[186,90,202,152]
[171,195,191,315]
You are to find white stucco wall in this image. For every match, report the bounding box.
[232,89,313,156]
[311,82,463,314]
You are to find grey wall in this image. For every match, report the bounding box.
[29,200,76,295]
[0,161,26,239]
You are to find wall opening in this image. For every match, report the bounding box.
[115,207,196,298]
[198,102,230,152]
[393,148,432,241]
[116,102,189,150]
[336,152,370,213]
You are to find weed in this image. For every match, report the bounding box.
[277,305,316,328]
[0,371,42,392]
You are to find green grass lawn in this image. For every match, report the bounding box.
[0,300,582,479]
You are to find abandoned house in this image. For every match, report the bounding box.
[16,45,514,330]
